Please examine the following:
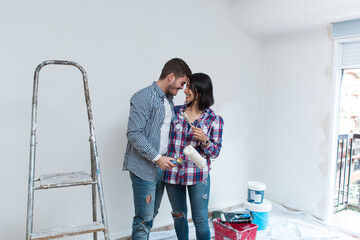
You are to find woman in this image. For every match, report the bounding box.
[163,73,224,240]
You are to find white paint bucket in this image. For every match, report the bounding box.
[247,181,266,204]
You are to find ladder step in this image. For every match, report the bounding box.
[34,171,94,190]
[30,221,105,240]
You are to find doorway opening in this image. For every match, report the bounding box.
[333,68,360,236]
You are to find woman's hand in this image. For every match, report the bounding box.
[191,126,207,142]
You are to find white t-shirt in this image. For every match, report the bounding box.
[153,97,172,162]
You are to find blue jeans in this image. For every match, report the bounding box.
[165,176,210,240]
[130,168,164,240]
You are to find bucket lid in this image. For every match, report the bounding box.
[247,181,266,191]
[244,199,272,212]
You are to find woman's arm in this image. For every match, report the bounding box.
[201,115,224,159]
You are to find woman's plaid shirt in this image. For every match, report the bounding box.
[163,104,224,185]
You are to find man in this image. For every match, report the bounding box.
[123,58,192,239]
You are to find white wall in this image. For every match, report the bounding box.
[261,28,334,219]
[0,0,265,239]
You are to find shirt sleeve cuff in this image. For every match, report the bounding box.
[153,154,162,162]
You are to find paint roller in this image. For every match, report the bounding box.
[220,211,253,223]
[183,145,206,169]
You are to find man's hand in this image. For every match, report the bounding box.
[156,156,176,170]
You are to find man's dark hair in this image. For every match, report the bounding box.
[159,58,192,80]
[187,73,214,110]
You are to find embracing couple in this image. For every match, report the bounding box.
[123,58,224,240]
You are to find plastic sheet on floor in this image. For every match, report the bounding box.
[256,202,357,240]
[149,201,358,240]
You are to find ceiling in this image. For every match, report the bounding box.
[234,0,360,38]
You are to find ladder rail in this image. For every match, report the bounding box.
[26,60,109,240]
[91,150,98,240]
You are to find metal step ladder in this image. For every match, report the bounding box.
[26,60,110,240]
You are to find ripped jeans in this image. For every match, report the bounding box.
[165,176,210,240]
[130,168,164,240]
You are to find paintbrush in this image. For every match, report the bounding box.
[171,157,184,165]
[181,112,193,126]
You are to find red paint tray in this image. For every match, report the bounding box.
[213,218,258,240]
